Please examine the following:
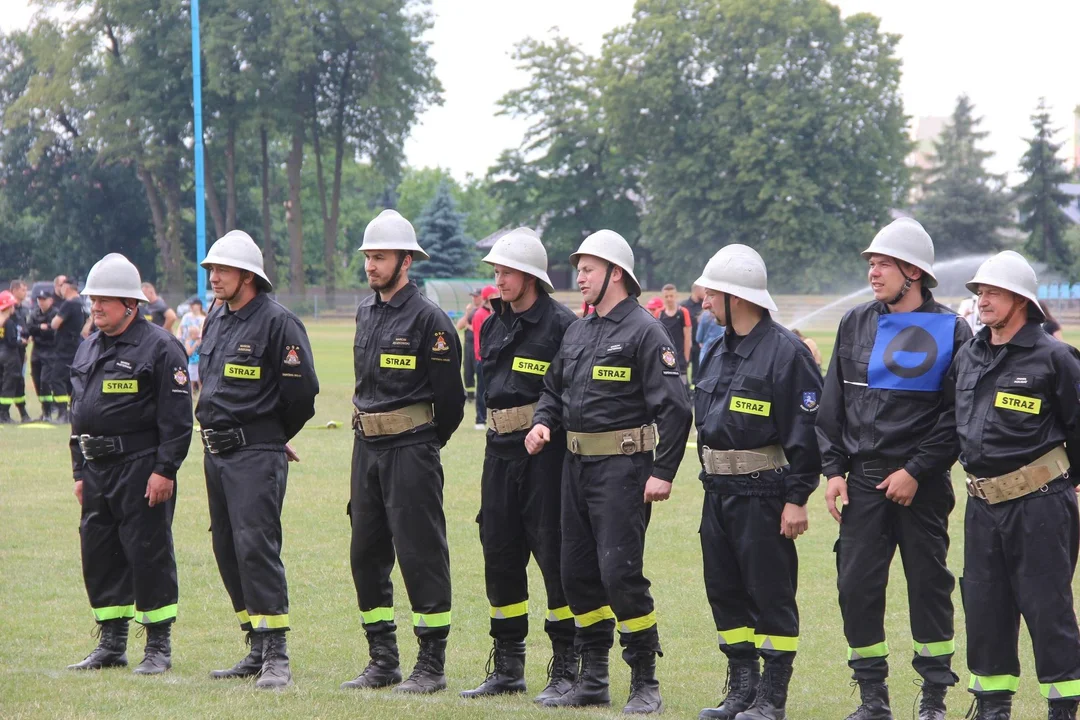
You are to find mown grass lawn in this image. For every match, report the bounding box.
[0,319,1071,719]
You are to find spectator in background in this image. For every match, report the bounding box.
[456,288,483,400]
[696,309,724,363]
[792,328,823,373]
[653,284,692,386]
[1042,304,1064,340]
[471,285,498,429]
[681,284,704,384]
[957,294,983,334]
[53,275,67,299]
[178,298,206,396]
[140,282,178,333]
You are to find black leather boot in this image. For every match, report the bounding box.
[735,659,792,720]
[623,653,663,715]
[917,682,948,720]
[461,639,526,698]
[700,658,760,719]
[534,639,579,704]
[254,631,291,689]
[132,623,172,675]
[1049,699,1078,720]
[394,637,447,694]
[210,631,264,679]
[966,694,1011,719]
[68,620,128,670]
[845,681,893,720]
[340,631,402,689]
[542,648,610,708]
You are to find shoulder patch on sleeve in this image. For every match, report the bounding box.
[432,331,450,353]
[660,346,677,369]
[283,345,301,367]
[800,390,818,413]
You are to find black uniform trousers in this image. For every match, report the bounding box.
[350,437,452,640]
[963,478,1080,699]
[80,449,178,625]
[701,483,798,666]
[205,444,290,632]
[0,347,21,407]
[478,442,574,643]
[561,452,660,663]
[463,329,476,391]
[46,352,74,403]
[15,346,26,402]
[836,466,957,685]
[30,352,52,402]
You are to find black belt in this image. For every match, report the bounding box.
[201,418,285,455]
[854,458,906,480]
[73,429,159,461]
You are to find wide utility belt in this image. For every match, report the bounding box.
[966,446,1071,505]
[201,418,285,454]
[566,425,657,457]
[352,403,434,437]
[73,429,158,461]
[701,444,788,476]
[487,403,536,435]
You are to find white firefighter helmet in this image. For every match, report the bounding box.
[201,230,273,292]
[965,250,1044,321]
[862,217,938,288]
[569,229,640,296]
[358,209,430,262]
[80,253,149,302]
[482,227,554,293]
[694,244,778,312]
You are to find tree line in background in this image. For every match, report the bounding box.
[0,0,1076,301]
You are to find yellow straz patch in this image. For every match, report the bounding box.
[592,365,631,381]
[224,363,261,380]
[380,354,417,370]
[102,379,139,394]
[994,391,1041,415]
[730,396,771,416]
[513,357,550,375]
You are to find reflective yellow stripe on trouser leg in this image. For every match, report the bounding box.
[755,633,798,652]
[249,613,290,630]
[848,641,889,661]
[93,605,135,622]
[136,604,177,625]
[618,611,657,634]
[490,601,528,620]
[413,611,451,629]
[575,606,616,628]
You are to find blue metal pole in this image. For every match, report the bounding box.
[191,0,207,301]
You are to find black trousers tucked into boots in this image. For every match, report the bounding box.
[205,445,290,631]
[80,449,178,625]
[701,488,799,661]
[963,478,1080,699]
[45,353,74,407]
[350,438,452,640]
[561,452,660,663]
[478,444,574,642]
[835,467,957,685]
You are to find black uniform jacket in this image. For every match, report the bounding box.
[0,316,17,352]
[352,282,465,448]
[816,289,972,483]
[28,305,57,357]
[69,315,193,481]
[532,296,693,483]
[196,292,319,442]
[945,321,1080,482]
[695,316,823,505]
[480,293,577,456]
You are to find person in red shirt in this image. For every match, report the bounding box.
[472,286,498,429]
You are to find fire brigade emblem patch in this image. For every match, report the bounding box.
[661,347,677,369]
[284,346,301,366]
[432,332,450,353]
[173,367,188,386]
[800,390,818,413]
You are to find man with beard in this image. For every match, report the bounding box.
[340,209,465,695]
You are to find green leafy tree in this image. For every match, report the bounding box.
[601,0,910,291]
[488,35,640,272]
[1018,98,1073,270]
[916,95,1012,258]
[396,167,500,242]
[411,182,475,278]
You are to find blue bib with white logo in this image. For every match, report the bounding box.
[868,313,954,392]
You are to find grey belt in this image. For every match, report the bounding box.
[701,444,788,475]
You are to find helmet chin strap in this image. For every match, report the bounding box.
[387,250,411,290]
[724,293,733,337]
[990,297,1020,330]
[592,263,615,307]
[887,262,914,306]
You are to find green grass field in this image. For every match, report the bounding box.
[0,320,1072,719]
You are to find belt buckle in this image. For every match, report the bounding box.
[620,433,637,455]
[201,429,219,455]
[966,477,987,500]
[78,433,96,460]
[570,436,580,454]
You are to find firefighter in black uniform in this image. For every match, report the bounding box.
[817,218,972,720]
[693,246,822,720]
[527,229,693,715]
[50,276,87,423]
[459,228,578,702]
[0,291,21,422]
[947,251,1080,720]
[340,209,465,695]
[28,286,59,421]
[64,254,192,674]
[196,230,320,690]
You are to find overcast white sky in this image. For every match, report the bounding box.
[2,0,1077,183]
